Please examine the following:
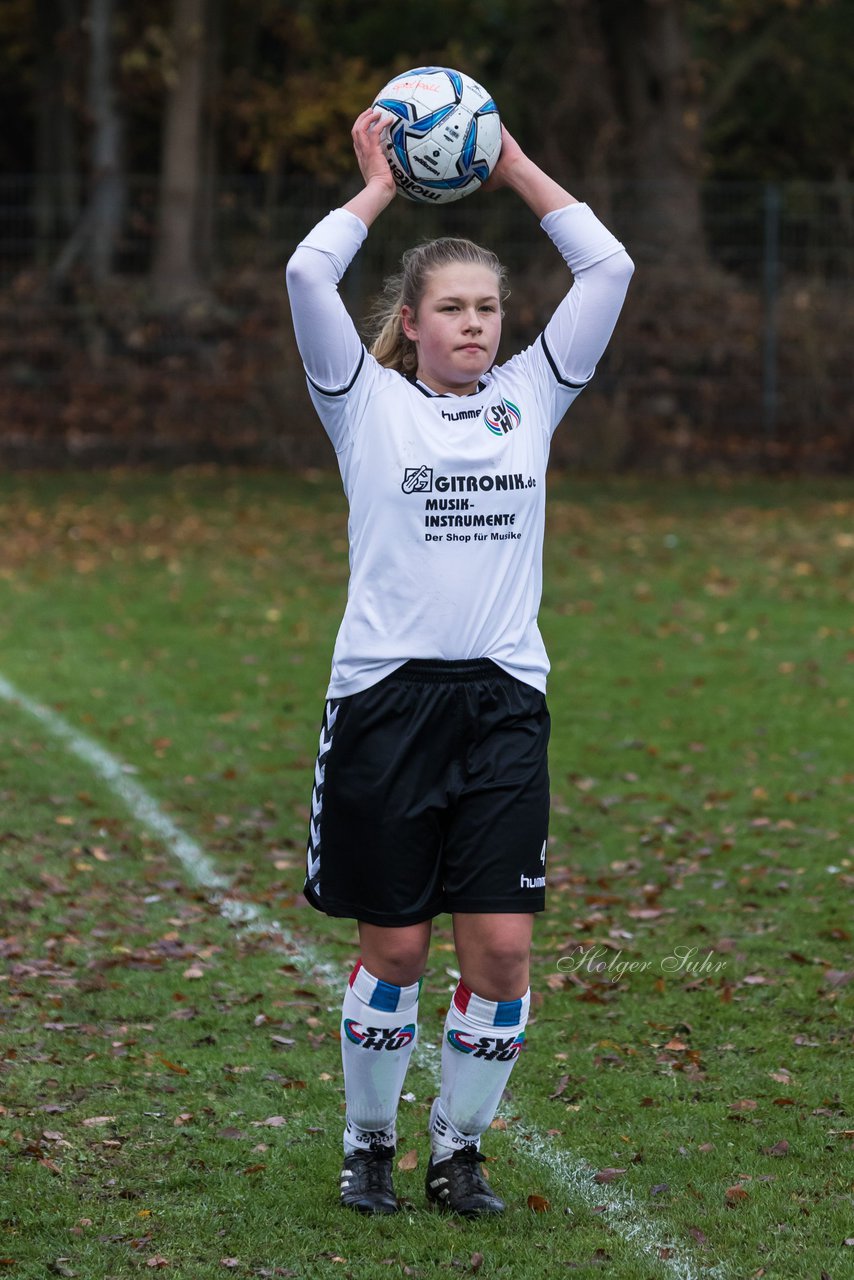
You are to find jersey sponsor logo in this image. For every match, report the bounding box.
[484,398,521,437]
[520,873,546,889]
[402,468,533,495]
[402,465,433,493]
[343,1019,416,1051]
[446,1029,526,1061]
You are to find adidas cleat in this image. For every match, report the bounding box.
[340,1145,399,1215]
[425,1145,505,1217]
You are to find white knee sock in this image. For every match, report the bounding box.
[429,981,530,1162]
[340,959,420,1155]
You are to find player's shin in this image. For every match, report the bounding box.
[340,960,420,1155]
[430,981,530,1161]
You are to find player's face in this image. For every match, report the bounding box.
[401,263,502,397]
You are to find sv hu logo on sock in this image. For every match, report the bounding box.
[343,1020,416,1051]
[446,1030,526,1061]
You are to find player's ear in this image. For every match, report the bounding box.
[400,305,418,341]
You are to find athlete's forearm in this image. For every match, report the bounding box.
[343,177,396,228]
[501,154,578,220]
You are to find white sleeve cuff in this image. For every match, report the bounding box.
[297,209,369,275]
[540,202,627,274]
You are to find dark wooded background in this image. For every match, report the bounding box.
[2,0,852,469]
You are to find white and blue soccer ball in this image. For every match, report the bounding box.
[372,67,502,204]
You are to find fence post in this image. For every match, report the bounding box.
[762,182,781,445]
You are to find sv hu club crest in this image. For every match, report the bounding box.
[484,399,521,437]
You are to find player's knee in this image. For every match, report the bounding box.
[359,935,430,987]
[463,938,530,998]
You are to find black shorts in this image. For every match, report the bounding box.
[303,659,550,927]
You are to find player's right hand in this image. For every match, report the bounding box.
[352,109,397,197]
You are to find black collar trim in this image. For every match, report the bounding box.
[406,374,488,399]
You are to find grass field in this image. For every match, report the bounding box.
[0,470,852,1280]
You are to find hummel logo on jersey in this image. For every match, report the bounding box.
[343,1019,416,1051]
[446,1030,526,1061]
[485,399,521,437]
[521,873,546,889]
[441,407,480,422]
[402,465,433,494]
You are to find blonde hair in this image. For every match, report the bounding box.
[369,238,509,374]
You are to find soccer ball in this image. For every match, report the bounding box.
[372,67,501,204]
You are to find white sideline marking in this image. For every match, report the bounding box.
[0,669,723,1279]
[0,671,333,979]
[412,1039,724,1280]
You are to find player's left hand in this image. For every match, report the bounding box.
[481,125,528,192]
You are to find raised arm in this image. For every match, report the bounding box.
[484,126,579,218]
[489,127,634,388]
[285,110,397,392]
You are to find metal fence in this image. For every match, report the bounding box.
[0,175,852,469]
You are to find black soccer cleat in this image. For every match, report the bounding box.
[340,1144,399,1215]
[425,1145,505,1217]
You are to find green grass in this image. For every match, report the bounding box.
[0,470,852,1279]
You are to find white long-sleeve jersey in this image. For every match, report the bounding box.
[286,202,633,698]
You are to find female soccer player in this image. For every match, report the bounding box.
[286,107,633,1217]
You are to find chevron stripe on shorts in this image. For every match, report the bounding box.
[305,699,339,901]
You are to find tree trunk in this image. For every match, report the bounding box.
[34,0,81,266]
[151,0,209,307]
[599,0,706,263]
[196,0,222,279]
[86,0,125,282]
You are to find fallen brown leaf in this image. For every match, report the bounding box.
[762,1140,790,1156]
[549,1074,570,1100]
[397,1149,418,1172]
[527,1194,551,1212]
[157,1057,189,1075]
